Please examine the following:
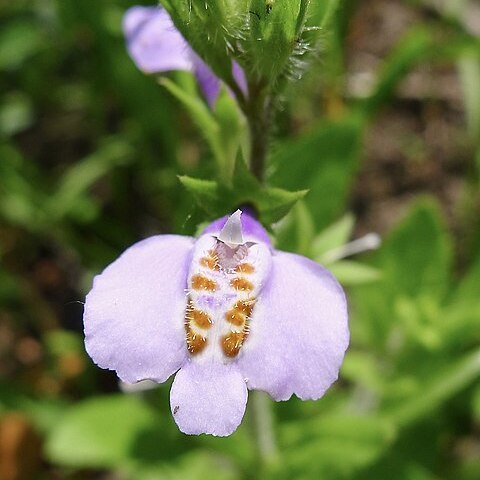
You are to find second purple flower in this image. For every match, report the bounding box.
[123,5,247,106]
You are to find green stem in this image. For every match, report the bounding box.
[244,79,273,182]
[250,391,279,469]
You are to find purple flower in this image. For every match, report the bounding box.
[83,211,349,436]
[123,6,247,106]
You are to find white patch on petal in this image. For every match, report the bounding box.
[184,218,271,362]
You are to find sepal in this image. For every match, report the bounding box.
[247,0,303,81]
[179,157,307,226]
[160,0,247,91]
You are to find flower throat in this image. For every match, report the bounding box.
[184,212,271,361]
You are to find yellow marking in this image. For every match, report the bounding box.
[236,299,256,316]
[230,277,254,292]
[225,308,245,326]
[235,263,255,274]
[221,332,247,358]
[200,251,219,271]
[185,326,207,354]
[225,298,256,326]
[187,308,212,329]
[191,274,217,292]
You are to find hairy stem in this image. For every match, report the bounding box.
[244,79,272,182]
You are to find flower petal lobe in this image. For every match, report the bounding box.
[123,6,193,73]
[170,361,247,436]
[238,252,349,401]
[84,235,194,384]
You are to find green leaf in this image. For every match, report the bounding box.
[257,186,308,226]
[328,260,381,286]
[0,380,67,436]
[341,351,384,393]
[458,52,480,142]
[394,296,443,351]
[229,157,308,226]
[179,157,307,227]
[0,144,47,230]
[362,27,433,117]
[47,138,133,222]
[473,384,480,422]
[453,253,480,305]
[401,464,440,480]
[269,117,362,229]
[388,348,480,427]
[160,77,218,144]
[310,0,342,29]
[378,198,453,300]
[311,213,355,260]
[279,414,396,478]
[46,395,161,468]
[160,77,230,179]
[350,198,454,349]
[274,200,316,255]
[178,176,220,215]
[44,330,85,357]
[135,450,240,480]
[0,92,34,136]
[0,21,43,70]
[214,88,247,180]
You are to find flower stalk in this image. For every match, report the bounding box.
[250,390,279,469]
[244,78,273,183]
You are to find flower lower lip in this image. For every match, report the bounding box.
[83,210,348,436]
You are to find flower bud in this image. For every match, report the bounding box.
[247,0,306,81]
[160,0,249,90]
[161,0,310,88]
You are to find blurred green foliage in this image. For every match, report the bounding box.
[1,1,480,479]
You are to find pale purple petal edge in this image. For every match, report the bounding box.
[237,251,349,401]
[84,234,194,384]
[123,6,193,74]
[170,360,248,436]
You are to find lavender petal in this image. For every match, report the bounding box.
[170,360,248,436]
[237,251,349,400]
[123,6,193,74]
[192,54,221,107]
[232,61,248,96]
[84,235,194,384]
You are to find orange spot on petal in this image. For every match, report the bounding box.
[235,263,255,274]
[191,274,217,292]
[225,298,256,326]
[186,327,207,355]
[188,308,212,329]
[230,277,254,292]
[236,299,256,316]
[225,309,245,326]
[200,253,219,271]
[221,332,246,358]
